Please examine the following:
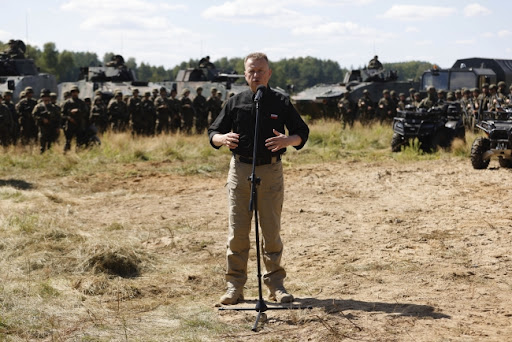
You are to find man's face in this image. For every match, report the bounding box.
[244,58,272,93]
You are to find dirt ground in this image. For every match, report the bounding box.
[2,155,512,341]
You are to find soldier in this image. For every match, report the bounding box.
[3,90,18,145]
[108,91,129,132]
[418,86,437,109]
[0,94,13,147]
[3,39,25,59]
[61,91,71,107]
[357,89,375,125]
[454,89,463,102]
[33,90,61,153]
[181,88,194,134]
[90,95,108,134]
[337,91,356,129]
[368,55,383,70]
[169,89,181,134]
[151,88,159,102]
[406,87,416,104]
[16,86,38,145]
[412,92,422,108]
[437,89,447,105]
[128,88,144,136]
[141,91,156,136]
[207,88,222,125]
[497,81,508,102]
[193,86,208,134]
[488,84,502,111]
[478,83,491,116]
[397,93,407,111]
[62,85,87,151]
[378,89,393,123]
[155,87,171,134]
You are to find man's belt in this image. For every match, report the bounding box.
[233,153,281,166]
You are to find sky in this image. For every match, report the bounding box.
[2,0,511,71]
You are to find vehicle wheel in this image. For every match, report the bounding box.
[433,127,451,149]
[391,133,404,152]
[498,157,512,168]
[470,137,490,169]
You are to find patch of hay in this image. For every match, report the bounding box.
[87,248,141,278]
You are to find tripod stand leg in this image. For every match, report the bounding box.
[252,311,268,332]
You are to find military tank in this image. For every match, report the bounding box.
[169,57,248,99]
[58,55,167,102]
[292,67,419,120]
[0,39,57,102]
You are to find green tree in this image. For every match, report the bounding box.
[57,50,76,82]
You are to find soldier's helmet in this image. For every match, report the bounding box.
[95,90,102,96]
[132,88,139,94]
[409,87,416,93]
[455,89,461,95]
[70,85,80,93]
[482,83,489,89]
[144,91,151,96]
[40,89,51,98]
[383,89,389,95]
[19,91,26,98]
[196,86,203,92]
[3,90,12,96]
[63,91,70,97]
[115,91,123,97]
[211,87,217,93]
[437,89,445,94]
[414,92,421,97]
[50,92,57,98]
[25,86,34,94]
[427,86,436,93]
[489,84,497,90]
[390,90,396,96]
[363,89,369,94]
[159,87,166,92]
[399,93,405,97]
[498,81,506,87]
[182,88,190,95]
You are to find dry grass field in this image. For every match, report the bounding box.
[1,123,511,341]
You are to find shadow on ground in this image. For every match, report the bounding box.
[0,179,34,190]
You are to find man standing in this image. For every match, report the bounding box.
[108,91,128,132]
[155,87,171,134]
[3,90,18,145]
[208,52,309,305]
[16,86,38,145]
[193,86,208,134]
[207,88,223,125]
[128,88,143,136]
[337,91,355,129]
[33,90,61,153]
[181,88,194,134]
[62,86,87,151]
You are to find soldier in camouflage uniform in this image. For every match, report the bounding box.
[477,83,491,118]
[337,91,356,129]
[0,94,13,147]
[108,91,129,132]
[181,88,194,134]
[3,90,18,145]
[357,89,375,125]
[141,91,156,136]
[488,84,502,111]
[128,88,144,136]
[16,86,38,145]
[62,86,87,151]
[33,90,61,153]
[437,89,447,105]
[497,81,508,102]
[397,93,407,111]
[155,87,171,134]
[169,89,181,134]
[193,86,208,134]
[418,86,437,109]
[412,92,422,108]
[406,87,416,105]
[90,94,108,134]
[207,88,222,125]
[378,89,394,123]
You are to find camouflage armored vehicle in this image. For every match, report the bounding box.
[58,55,166,103]
[0,39,57,102]
[170,59,247,100]
[391,102,465,152]
[470,109,512,169]
[292,66,418,119]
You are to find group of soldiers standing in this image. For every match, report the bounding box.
[337,81,512,130]
[0,84,227,153]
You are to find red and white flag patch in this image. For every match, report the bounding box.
[270,113,278,119]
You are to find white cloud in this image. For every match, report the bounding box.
[455,39,475,45]
[415,40,433,46]
[405,26,419,33]
[291,21,394,40]
[498,30,512,37]
[61,0,187,13]
[480,32,494,38]
[463,3,491,17]
[380,5,456,21]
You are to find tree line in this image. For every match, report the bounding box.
[1,41,432,92]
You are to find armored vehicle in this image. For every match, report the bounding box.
[170,62,247,100]
[470,109,512,169]
[420,58,512,92]
[0,40,57,102]
[58,55,165,103]
[391,102,465,152]
[292,67,418,119]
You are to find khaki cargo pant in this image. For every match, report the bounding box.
[225,156,286,291]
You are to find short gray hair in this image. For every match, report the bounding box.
[244,52,269,65]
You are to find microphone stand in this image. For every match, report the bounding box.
[218,90,311,332]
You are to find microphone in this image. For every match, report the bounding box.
[254,85,266,102]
